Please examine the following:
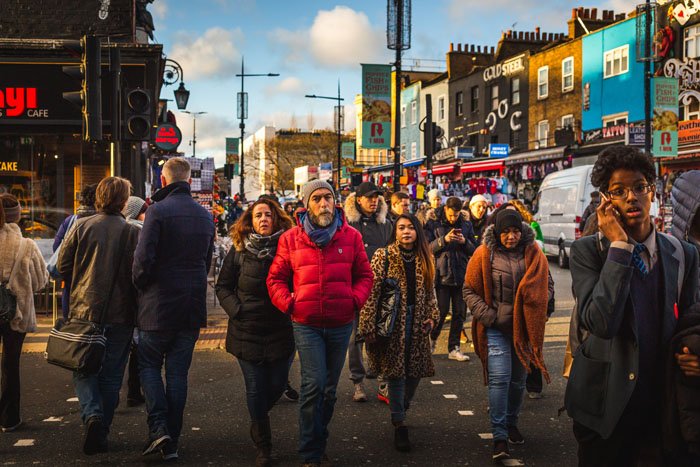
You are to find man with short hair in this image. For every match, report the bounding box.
[579,191,600,232]
[344,182,393,402]
[426,196,477,361]
[388,191,410,224]
[133,157,215,460]
[268,180,373,466]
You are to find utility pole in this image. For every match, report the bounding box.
[183,111,206,157]
[110,47,121,176]
[644,0,651,156]
[305,80,345,192]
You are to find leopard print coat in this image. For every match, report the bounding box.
[359,243,440,380]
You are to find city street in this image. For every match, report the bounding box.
[3,261,577,466]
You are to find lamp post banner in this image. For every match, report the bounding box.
[225,137,240,164]
[652,77,679,157]
[341,141,355,160]
[361,64,392,149]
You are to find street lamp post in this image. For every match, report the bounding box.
[235,57,279,200]
[163,58,190,110]
[182,111,206,157]
[305,80,344,192]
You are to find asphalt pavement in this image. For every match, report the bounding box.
[2,261,577,466]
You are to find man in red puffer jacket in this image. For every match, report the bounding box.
[267,179,373,466]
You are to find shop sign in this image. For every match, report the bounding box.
[652,77,679,157]
[627,123,646,146]
[154,124,182,151]
[0,161,19,171]
[679,119,700,145]
[489,144,510,158]
[341,141,355,160]
[0,87,48,119]
[483,55,525,82]
[583,122,645,145]
[583,83,591,111]
[319,162,333,181]
[455,146,475,159]
[361,64,392,149]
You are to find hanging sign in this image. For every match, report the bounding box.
[361,64,392,149]
[154,123,182,151]
[652,77,679,157]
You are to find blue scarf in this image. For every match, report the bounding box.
[302,211,341,248]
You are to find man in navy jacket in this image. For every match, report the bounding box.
[133,157,215,460]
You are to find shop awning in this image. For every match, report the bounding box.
[503,146,568,166]
[460,159,504,173]
[419,163,457,177]
[364,163,395,173]
[402,157,425,168]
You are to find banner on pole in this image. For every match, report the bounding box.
[652,77,679,157]
[341,141,356,160]
[361,64,392,149]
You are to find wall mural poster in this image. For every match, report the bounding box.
[652,77,680,157]
[361,64,392,149]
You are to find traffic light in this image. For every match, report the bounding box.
[62,35,102,141]
[124,88,152,140]
[432,123,444,154]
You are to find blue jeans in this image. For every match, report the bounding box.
[238,355,292,421]
[138,329,199,443]
[73,324,133,431]
[293,322,352,464]
[388,377,420,424]
[486,327,527,441]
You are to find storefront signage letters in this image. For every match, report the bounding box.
[0,87,48,118]
[485,100,522,132]
[483,56,525,82]
[663,57,700,110]
[0,161,18,171]
[678,119,700,144]
[154,124,182,151]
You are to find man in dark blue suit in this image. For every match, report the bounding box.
[133,157,215,460]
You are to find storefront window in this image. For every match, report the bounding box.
[682,97,700,121]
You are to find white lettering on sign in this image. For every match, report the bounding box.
[483,56,525,82]
[510,111,522,131]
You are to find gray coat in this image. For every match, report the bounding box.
[344,192,393,262]
[566,232,699,439]
[672,170,700,251]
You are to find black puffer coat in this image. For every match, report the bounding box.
[425,206,477,287]
[216,248,294,364]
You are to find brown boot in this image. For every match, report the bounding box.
[250,417,272,467]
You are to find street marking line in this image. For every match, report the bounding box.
[66,397,79,402]
[502,459,524,466]
[478,433,493,439]
[42,416,62,422]
[458,410,474,416]
[14,439,36,447]
[443,394,458,399]
[430,380,444,385]
[191,427,201,431]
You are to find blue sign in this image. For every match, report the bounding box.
[489,144,509,158]
[456,147,475,159]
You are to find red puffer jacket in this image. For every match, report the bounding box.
[267,208,374,328]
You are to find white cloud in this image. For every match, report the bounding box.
[268,28,308,67]
[176,112,239,167]
[265,77,303,96]
[170,27,243,80]
[151,0,168,20]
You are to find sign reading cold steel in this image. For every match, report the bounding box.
[154,123,182,151]
[652,77,679,157]
[489,144,510,158]
[483,55,525,82]
[361,64,392,149]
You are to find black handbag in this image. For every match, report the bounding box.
[375,248,401,339]
[0,237,26,326]
[45,225,129,374]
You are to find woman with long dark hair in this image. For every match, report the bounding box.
[216,198,295,467]
[359,214,440,452]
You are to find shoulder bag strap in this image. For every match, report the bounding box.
[99,224,130,326]
[383,247,389,280]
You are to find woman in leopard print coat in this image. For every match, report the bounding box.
[359,214,440,452]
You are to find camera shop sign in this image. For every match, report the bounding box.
[483,55,525,82]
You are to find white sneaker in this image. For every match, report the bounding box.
[430,338,437,354]
[448,347,470,362]
[353,383,368,402]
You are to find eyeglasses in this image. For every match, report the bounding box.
[605,183,654,200]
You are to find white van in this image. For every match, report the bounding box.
[533,165,594,268]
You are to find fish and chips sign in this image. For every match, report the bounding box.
[361,64,392,149]
[652,77,679,157]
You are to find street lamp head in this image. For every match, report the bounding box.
[174,82,190,110]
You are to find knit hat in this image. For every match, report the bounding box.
[469,194,488,206]
[427,189,440,201]
[494,209,523,236]
[301,180,335,208]
[2,198,21,223]
[122,196,147,220]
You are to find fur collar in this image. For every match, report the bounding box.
[344,192,389,224]
[0,223,22,280]
[482,222,535,251]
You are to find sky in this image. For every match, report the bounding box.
[152,0,637,167]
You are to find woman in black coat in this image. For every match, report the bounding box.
[215,198,294,467]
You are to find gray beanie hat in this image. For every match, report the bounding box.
[122,196,147,220]
[301,180,334,208]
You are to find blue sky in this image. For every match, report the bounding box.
[151,0,635,166]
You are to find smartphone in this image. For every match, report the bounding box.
[600,192,621,217]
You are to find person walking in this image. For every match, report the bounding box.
[343,182,392,403]
[57,178,140,455]
[425,196,477,361]
[133,157,215,461]
[388,191,410,224]
[0,194,48,433]
[216,197,295,467]
[464,209,550,462]
[578,191,600,232]
[267,180,373,467]
[359,214,439,452]
[566,146,700,466]
[465,194,489,244]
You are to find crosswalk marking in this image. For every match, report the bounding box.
[14,439,36,447]
[66,397,79,402]
[458,410,474,416]
[443,394,457,399]
[478,433,493,439]
[502,459,525,466]
[430,380,444,385]
[42,417,62,422]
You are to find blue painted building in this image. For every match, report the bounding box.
[581,16,644,132]
[400,81,422,162]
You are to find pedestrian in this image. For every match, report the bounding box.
[56,177,140,455]
[358,214,439,452]
[425,196,477,361]
[343,182,392,403]
[566,146,700,466]
[52,184,97,319]
[0,194,48,433]
[121,196,148,408]
[283,201,296,218]
[464,194,489,244]
[215,197,295,467]
[267,179,373,467]
[578,191,600,232]
[388,191,410,224]
[426,189,441,223]
[464,209,550,462]
[132,157,215,461]
[671,170,700,253]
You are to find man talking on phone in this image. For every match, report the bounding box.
[566,146,700,465]
[426,196,477,361]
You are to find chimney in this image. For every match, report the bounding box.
[583,8,590,19]
[477,45,481,53]
[491,46,495,54]
[591,8,597,20]
[457,43,462,52]
[578,7,584,18]
[571,8,577,19]
[535,26,541,40]
[525,32,530,41]
[472,44,476,52]
[449,42,454,52]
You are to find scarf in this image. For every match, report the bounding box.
[466,241,550,385]
[302,211,341,248]
[244,230,284,259]
[151,181,191,202]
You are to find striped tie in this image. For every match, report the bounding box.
[632,243,648,276]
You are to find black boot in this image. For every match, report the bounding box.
[250,417,272,467]
[394,425,411,452]
[127,343,145,406]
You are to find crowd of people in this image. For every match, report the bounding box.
[1,146,700,466]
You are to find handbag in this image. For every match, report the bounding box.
[47,215,77,280]
[45,224,129,374]
[0,237,27,326]
[375,248,401,339]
